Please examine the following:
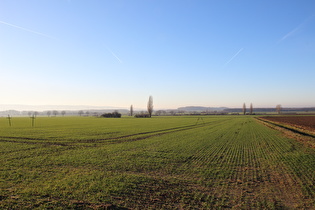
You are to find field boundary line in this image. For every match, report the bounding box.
[255,118,315,149]
[256,117,315,139]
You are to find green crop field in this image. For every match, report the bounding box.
[1,116,315,209]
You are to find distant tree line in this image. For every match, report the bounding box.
[224,105,295,114]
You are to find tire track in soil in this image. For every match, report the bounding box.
[0,139,70,147]
[0,118,232,146]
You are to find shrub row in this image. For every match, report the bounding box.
[101,112,121,118]
[134,113,151,118]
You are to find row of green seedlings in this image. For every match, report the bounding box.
[177,117,314,207]
[238,120,310,207]
[252,120,315,205]
[181,118,269,207]
[213,119,291,207]
[208,119,256,207]
[6,114,37,127]
[213,121,251,207]
[263,127,315,199]
[162,118,249,207]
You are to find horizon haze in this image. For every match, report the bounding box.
[1,104,315,112]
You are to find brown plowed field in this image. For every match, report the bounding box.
[260,116,315,132]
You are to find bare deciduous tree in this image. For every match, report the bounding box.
[7,115,12,127]
[156,110,162,116]
[250,103,253,115]
[147,96,153,118]
[28,111,32,117]
[52,110,58,117]
[61,111,66,116]
[78,110,84,116]
[276,104,282,114]
[47,110,51,117]
[243,103,246,115]
[130,105,134,116]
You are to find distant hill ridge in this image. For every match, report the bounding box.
[177,106,315,113]
[177,106,228,112]
[224,107,315,113]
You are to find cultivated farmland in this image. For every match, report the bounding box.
[260,116,315,133]
[1,116,315,209]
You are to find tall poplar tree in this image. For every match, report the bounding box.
[147,96,153,118]
[130,105,134,116]
[243,103,246,115]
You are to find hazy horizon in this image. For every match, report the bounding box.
[1,103,315,112]
[1,1,315,109]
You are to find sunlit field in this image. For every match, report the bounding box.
[1,116,315,209]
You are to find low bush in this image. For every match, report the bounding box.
[134,113,150,118]
[101,111,121,118]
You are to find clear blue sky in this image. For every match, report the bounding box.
[1,0,315,110]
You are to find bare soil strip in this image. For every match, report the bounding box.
[260,116,315,136]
